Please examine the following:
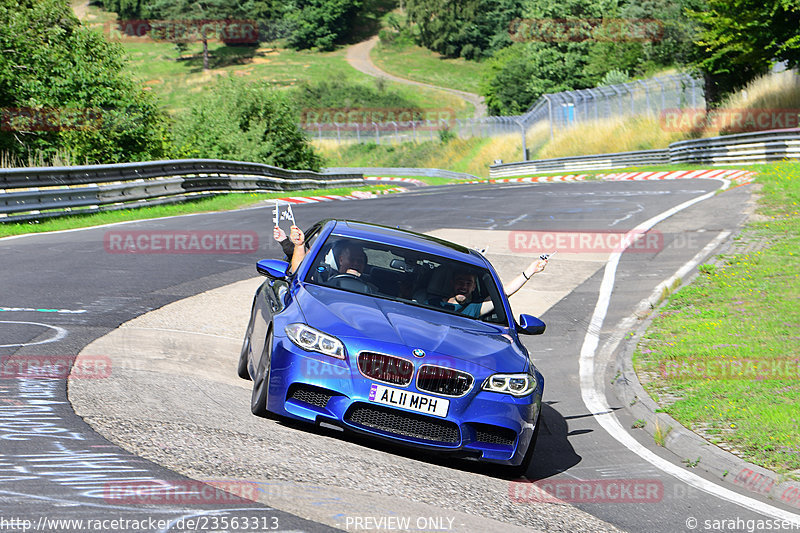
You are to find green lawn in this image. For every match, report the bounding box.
[634,161,800,474]
[80,3,470,116]
[370,40,487,95]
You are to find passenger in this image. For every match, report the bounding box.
[430,270,484,318]
[432,256,550,317]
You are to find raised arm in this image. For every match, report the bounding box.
[289,225,306,274]
[504,257,549,297]
[477,257,549,316]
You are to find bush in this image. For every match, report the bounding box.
[481,42,593,115]
[0,0,171,164]
[172,77,323,171]
[290,80,423,117]
[285,0,363,51]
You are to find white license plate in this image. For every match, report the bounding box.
[368,384,449,418]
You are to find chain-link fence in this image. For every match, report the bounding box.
[302,73,704,146]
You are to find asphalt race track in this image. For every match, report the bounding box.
[2,179,799,532]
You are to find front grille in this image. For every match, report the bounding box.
[416,365,474,397]
[288,384,334,408]
[346,404,460,444]
[473,423,517,447]
[358,352,413,386]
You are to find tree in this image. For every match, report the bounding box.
[0,0,170,163]
[284,0,363,51]
[405,0,524,59]
[172,77,323,171]
[688,0,800,102]
[481,42,594,115]
[144,0,252,70]
[480,0,610,114]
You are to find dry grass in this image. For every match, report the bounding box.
[702,70,800,136]
[536,115,684,159]
[0,150,79,168]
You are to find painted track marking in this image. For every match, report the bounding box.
[578,178,800,523]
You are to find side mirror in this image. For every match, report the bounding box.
[256,259,290,279]
[517,314,546,335]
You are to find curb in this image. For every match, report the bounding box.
[364,176,427,187]
[461,169,756,185]
[610,231,800,511]
[276,177,417,205]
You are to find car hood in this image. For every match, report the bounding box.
[296,284,528,372]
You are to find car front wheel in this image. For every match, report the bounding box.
[506,415,541,478]
[250,329,273,417]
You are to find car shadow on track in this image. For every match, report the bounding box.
[269,401,582,481]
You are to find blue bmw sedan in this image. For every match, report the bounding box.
[238,219,545,475]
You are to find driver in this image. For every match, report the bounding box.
[332,240,367,276]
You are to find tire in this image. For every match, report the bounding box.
[506,415,541,479]
[250,329,273,417]
[238,300,258,380]
[237,335,252,380]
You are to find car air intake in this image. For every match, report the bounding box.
[288,384,334,408]
[358,352,413,386]
[473,423,517,447]
[416,365,474,397]
[346,404,460,444]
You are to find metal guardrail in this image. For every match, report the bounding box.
[490,129,800,178]
[0,159,363,222]
[669,128,800,165]
[490,149,669,177]
[323,167,479,181]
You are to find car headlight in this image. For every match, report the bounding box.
[285,323,345,359]
[482,373,537,397]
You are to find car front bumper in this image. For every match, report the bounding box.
[266,336,544,466]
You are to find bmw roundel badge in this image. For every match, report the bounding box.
[412,349,426,358]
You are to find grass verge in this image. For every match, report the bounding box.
[370,40,487,95]
[80,3,469,116]
[0,185,402,238]
[633,161,800,474]
[316,126,552,178]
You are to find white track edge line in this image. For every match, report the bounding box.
[578,178,800,523]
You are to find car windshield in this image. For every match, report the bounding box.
[303,234,508,325]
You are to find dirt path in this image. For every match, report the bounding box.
[346,36,488,118]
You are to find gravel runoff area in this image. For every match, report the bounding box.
[70,232,618,533]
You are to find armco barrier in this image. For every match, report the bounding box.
[323,167,478,181]
[490,128,800,178]
[0,159,363,222]
[669,128,800,165]
[490,149,669,177]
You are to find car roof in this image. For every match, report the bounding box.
[327,220,487,267]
